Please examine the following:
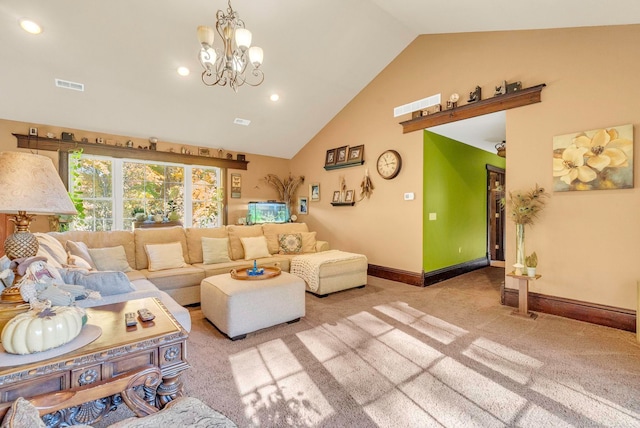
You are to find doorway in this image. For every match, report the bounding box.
[487,165,505,266]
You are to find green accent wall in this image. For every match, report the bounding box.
[423,131,506,272]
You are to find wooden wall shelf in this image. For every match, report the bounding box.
[324,160,364,171]
[331,202,355,206]
[399,84,546,134]
[14,134,249,170]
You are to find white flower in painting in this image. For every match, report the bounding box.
[574,128,631,171]
[553,144,597,185]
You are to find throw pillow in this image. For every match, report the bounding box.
[33,233,68,266]
[240,236,271,260]
[58,269,135,296]
[278,233,303,254]
[87,246,133,272]
[301,231,318,253]
[0,397,46,428]
[35,246,62,269]
[202,237,231,264]
[66,240,97,269]
[144,242,187,272]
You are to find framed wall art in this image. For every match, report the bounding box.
[310,183,320,201]
[325,149,337,166]
[231,173,242,198]
[298,197,308,215]
[553,124,633,192]
[344,189,355,203]
[332,191,341,203]
[336,146,348,164]
[347,145,364,163]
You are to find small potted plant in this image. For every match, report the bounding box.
[525,252,538,277]
[132,207,146,223]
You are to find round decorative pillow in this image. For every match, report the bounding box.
[1,306,86,354]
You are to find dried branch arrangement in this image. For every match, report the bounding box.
[264,173,305,206]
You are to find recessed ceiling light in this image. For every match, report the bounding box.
[270,94,279,102]
[177,66,190,76]
[19,19,42,35]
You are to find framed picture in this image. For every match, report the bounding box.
[198,148,211,157]
[298,197,308,215]
[325,149,337,166]
[231,173,241,198]
[332,190,341,203]
[336,146,348,164]
[348,145,364,163]
[237,154,246,161]
[345,189,355,202]
[309,183,320,202]
[29,127,38,136]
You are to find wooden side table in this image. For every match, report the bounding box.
[507,273,541,319]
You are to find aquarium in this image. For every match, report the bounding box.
[246,201,288,224]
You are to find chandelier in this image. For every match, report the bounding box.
[197,0,264,91]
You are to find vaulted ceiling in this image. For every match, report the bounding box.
[1,1,638,158]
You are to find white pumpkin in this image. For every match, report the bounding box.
[1,306,85,354]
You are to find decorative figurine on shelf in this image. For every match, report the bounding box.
[468,86,482,103]
[246,260,264,276]
[495,80,507,96]
[446,93,459,109]
[506,81,522,93]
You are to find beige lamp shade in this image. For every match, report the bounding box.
[0,152,77,215]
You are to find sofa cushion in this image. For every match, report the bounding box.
[278,233,303,254]
[241,236,271,260]
[140,266,205,293]
[134,226,189,269]
[227,225,263,260]
[66,241,97,269]
[58,269,135,296]
[34,233,68,266]
[262,223,309,254]
[88,246,133,272]
[145,242,187,272]
[202,237,231,264]
[301,231,318,253]
[1,397,45,428]
[49,230,136,269]
[185,227,228,264]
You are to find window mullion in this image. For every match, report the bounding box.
[184,165,193,228]
[113,159,123,230]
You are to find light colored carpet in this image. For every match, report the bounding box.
[98,267,640,427]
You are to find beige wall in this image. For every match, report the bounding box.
[0,119,291,233]
[291,24,640,309]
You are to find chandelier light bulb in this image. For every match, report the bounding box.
[235,28,252,50]
[248,46,263,67]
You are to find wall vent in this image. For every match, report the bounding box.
[55,79,84,92]
[393,93,441,118]
[233,118,251,126]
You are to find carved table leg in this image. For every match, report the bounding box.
[155,373,184,408]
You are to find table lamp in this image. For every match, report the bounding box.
[0,151,77,301]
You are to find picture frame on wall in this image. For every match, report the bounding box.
[325,149,337,166]
[344,189,355,202]
[332,191,341,203]
[298,197,308,215]
[310,183,320,201]
[231,173,242,198]
[336,146,348,164]
[347,145,364,163]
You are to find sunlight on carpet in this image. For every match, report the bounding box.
[227,299,640,427]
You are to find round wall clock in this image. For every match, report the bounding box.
[376,149,402,180]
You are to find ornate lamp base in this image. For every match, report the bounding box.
[1,286,24,303]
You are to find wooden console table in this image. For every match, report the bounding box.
[507,273,541,319]
[0,298,189,427]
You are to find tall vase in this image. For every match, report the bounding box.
[515,223,525,267]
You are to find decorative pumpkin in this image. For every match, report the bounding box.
[1,306,86,355]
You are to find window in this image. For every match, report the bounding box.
[70,154,222,231]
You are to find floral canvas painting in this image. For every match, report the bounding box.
[553,124,633,191]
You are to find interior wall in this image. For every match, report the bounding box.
[291,24,640,309]
[0,119,291,232]
[423,131,506,272]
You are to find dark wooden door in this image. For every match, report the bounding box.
[487,166,505,262]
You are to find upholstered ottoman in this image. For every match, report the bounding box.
[291,250,368,297]
[201,272,305,340]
